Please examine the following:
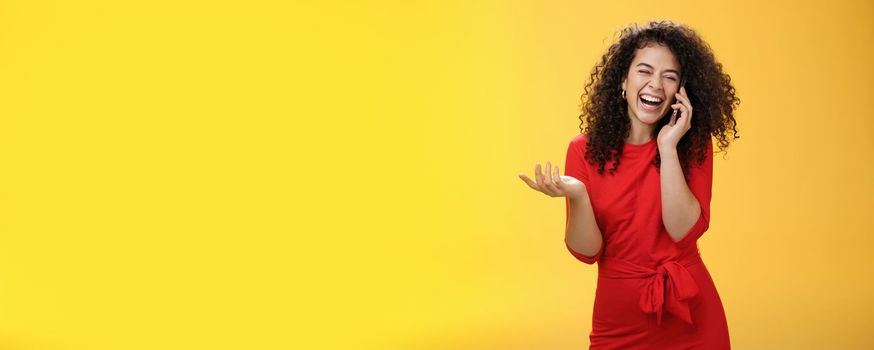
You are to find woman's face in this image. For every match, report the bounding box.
[621,43,682,126]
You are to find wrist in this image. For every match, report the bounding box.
[568,191,590,203]
[658,144,678,155]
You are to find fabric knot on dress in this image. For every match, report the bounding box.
[640,260,700,326]
[598,255,703,326]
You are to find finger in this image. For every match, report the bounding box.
[535,161,553,195]
[545,162,553,187]
[671,103,688,120]
[675,91,692,113]
[552,164,564,188]
[543,161,559,195]
[554,166,571,193]
[671,94,686,112]
[534,164,551,194]
[543,173,561,196]
[553,165,561,184]
[674,89,689,103]
[518,173,538,189]
[683,106,693,127]
[670,104,681,124]
[537,163,555,195]
[534,163,542,186]
[553,165,565,190]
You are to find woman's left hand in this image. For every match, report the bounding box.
[657,85,693,149]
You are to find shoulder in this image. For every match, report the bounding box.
[566,133,592,160]
[569,133,590,149]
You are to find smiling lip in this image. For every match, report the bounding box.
[638,95,663,112]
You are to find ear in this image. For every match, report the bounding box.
[621,77,626,92]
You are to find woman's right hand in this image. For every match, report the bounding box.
[518,161,587,200]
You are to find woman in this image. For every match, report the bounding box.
[518,20,740,349]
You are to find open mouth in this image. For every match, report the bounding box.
[638,94,664,112]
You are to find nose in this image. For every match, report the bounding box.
[647,78,663,91]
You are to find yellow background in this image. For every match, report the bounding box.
[0,0,872,349]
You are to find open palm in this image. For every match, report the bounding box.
[518,161,587,199]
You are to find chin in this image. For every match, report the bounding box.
[635,111,664,125]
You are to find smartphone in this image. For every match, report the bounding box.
[666,75,687,119]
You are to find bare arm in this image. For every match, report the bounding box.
[658,146,701,242]
[565,192,603,258]
[517,135,604,264]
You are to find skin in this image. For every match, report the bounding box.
[518,43,701,255]
[622,42,683,145]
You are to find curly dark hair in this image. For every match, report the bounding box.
[578,20,740,176]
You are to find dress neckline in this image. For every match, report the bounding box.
[623,138,656,149]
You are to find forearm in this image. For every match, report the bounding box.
[565,193,603,257]
[659,146,701,242]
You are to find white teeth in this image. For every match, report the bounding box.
[641,95,662,103]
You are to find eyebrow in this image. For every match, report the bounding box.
[636,62,680,76]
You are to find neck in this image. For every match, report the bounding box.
[626,116,656,144]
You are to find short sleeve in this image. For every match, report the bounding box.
[566,238,602,264]
[564,134,602,264]
[563,134,590,188]
[675,138,713,245]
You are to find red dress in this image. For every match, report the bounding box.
[563,133,730,349]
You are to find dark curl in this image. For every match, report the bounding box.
[577,20,740,176]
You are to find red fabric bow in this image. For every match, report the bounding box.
[599,255,702,326]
